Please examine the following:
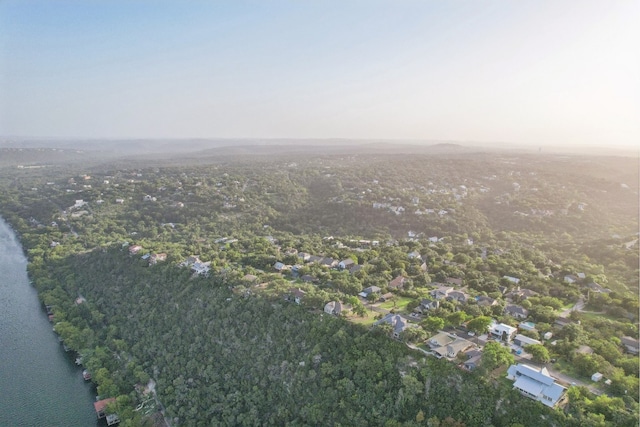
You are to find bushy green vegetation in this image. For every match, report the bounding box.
[0,147,637,426]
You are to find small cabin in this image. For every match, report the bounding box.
[94,398,116,420]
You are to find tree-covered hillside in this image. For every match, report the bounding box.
[0,147,637,426]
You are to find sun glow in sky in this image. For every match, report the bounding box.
[1,1,638,147]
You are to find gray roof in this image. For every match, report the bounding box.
[507,363,566,407]
[363,286,381,294]
[506,304,529,316]
[428,332,456,347]
[375,314,412,334]
[508,364,554,386]
[514,334,541,346]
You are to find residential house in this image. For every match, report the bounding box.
[300,275,318,283]
[297,252,311,262]
[288,288,306,304]
[476,295,498,307]
[94,398,117,421]
[180,255,210,275]
[434,338,474,359]
[506,363,566,407]
[180,255,201,267]
[320,257,338,268]
[621,336,639,355]
[375,314,414,338]
[575,345,594,355]
[463,349,483,371]
[505,304,529,319]
[430,285,454,300]
[338,259,355,270]
[192,260,211,276]
[308,255,324,263]
[359,286,381,298]
[291,264,302,276]
[490,322,517,342]
[417,298,439,312]
[149,253,167,265]
[518,289,539,299]
[506,288,539,302]
[563,275,577,284]
[273,261,286,272]
[448,290,469,303]
[388,275,406,291]
[428,331,456,348]
[407,251,422,260]
[128,245,142,255]
[513,334,541,348]
[380,292,395,302]
[503,276,521,285]
[324,301,343,315]
[428,331,474,359]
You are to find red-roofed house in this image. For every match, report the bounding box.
[388,275,406,290]
[94,398,116,419]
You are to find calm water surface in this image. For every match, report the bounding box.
[0,217,98,426]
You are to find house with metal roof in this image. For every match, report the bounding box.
[506,364,566,407]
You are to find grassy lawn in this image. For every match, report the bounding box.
[578,311,620,323]
[378,296,413,312]
[552,359,593,383]
[347,309,379,326]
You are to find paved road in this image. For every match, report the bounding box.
[521,358,602,394]
[560,296,586,317]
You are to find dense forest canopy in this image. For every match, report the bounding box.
[0,143,637,426]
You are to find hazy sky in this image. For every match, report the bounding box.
[1,1,638,147]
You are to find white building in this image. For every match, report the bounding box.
[506,364,566,407]
[490,322,517,342]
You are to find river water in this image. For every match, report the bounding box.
[0,218,97,426]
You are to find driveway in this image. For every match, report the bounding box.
[560,296,585,317]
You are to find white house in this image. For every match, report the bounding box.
[192,261,211,276]
[503,276,521,285]
[490,322,517,342]
[506,364,566,407]
[513,334,542,348]
[324,301,343,315]
[338,259,355,270]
